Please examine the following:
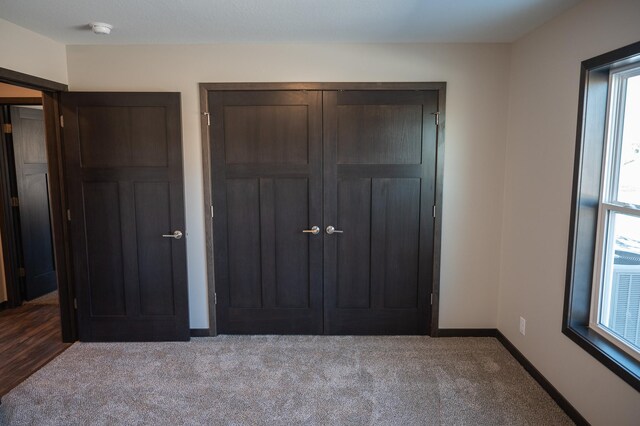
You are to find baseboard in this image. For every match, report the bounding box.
[496,331,589,426]
[437,328,498,337]
[190,328,213,337]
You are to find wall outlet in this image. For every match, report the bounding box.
[519,317,526,335]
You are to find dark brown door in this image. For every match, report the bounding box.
[61,93,189,341]
[11,106,57,300]
[323,91,438,334]
[210,88,438,335]
[210,90,323,333]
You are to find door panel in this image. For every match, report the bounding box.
[21,174,49,270]
[226,178,262,308]
[211,91,323,334]
[62,92,188,341]
[129,107,170,167]
[83,181,126,316]
[11,106,57,300]
[337,104,423,164]
[336,178,371,309]
[77,107,129,167]
[324,90,438,335]
[372,178,421,309]
[274,178,310,308]
[224,105,309,164]
[77,106,169,168]
[134,182,175,316]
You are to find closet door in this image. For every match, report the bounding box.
[323,90,438,334]
[210,90,323,333]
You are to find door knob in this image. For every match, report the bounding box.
[326,226,343,235]
[302,226,320,235]
[162,230,183,239]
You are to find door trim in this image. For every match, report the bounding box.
[200,82,446,336]
[0,97,42,105]
[0,67,68,92]
[0,67,76,342]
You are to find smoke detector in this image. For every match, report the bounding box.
[90,22,113,35]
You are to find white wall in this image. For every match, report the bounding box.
[66,43,511,329]
[499,0,640,424]
[0,18,68,84]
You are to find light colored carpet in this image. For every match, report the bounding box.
[0,336,573,425]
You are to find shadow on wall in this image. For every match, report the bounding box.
[0,232,6,303]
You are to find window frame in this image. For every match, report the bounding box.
[588,64,640,362]
[564,40,640,392]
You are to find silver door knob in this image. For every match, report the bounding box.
[162,230,183,239]
[302,226,320,235]
[326,226,343,234]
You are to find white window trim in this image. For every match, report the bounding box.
[589,63,640,362]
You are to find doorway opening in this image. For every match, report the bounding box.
[0,74,74,397]
[0,82,69,396]
[1,86,57,306]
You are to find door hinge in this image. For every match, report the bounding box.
[18,267,26,278]
[67,209,71,221]
[430,294,434,305]
[210,205,214,219]
[2,123,12,134]
[432,205,436,218]
[214,293,217,305]
[10,196,19,207]
[73,298,77,309]
[59,115,64,128]
[203,112,210,126]
[431,111,440,126]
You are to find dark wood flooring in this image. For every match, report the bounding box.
[0,303,70,396]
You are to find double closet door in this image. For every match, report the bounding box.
[210,89,439,335]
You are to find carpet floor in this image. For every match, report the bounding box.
[0,336,573,425]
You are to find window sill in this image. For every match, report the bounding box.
[588,323,640,363]
[563,323,640,391]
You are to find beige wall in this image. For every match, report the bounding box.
[67,43,511,329]
[499,0,640,424]
[0,18,68,84]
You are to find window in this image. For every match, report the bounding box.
[564,41,640,391]
[591,66,640,359]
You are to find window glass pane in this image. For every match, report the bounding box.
[616,74,640,206]
[599,212,640,351]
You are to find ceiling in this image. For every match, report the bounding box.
[0,0,581,45]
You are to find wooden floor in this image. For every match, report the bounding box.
[0,303,70,396]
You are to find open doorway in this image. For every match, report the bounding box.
[0,82,70,397]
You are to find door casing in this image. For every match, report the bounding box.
[0,67,76,341]
[200,82,446,336]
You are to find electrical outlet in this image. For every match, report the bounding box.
[519,317,526,336]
